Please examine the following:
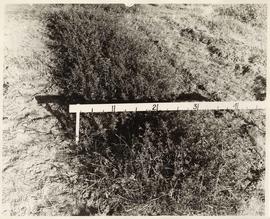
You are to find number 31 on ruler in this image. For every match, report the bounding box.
[193,103,199,110]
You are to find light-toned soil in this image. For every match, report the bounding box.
[2,5,84,215]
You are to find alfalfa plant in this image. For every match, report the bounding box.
[43,5,265,215]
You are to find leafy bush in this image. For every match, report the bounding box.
[44,5,181,103]
[43,5,265,215]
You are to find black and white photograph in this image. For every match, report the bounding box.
[1,3,267,216]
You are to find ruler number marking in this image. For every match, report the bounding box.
[70,101,265,143]
[193,103,199,111]
[152,104,159,111]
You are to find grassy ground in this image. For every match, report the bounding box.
[2,4,266,216]
[115,4,266,101]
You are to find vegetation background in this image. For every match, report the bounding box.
[2,4,266,216]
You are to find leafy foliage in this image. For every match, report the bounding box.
[44,5,180,103]
[43,5,265,215]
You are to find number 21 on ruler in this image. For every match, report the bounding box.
[152,104,159,111]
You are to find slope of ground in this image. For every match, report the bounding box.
[121,4,266,101]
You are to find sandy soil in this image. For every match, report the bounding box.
[2,6,84,216]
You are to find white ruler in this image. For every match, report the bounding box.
[69,101,266,143]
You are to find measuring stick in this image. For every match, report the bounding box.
[69,101,266,143]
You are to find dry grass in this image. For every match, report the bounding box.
[121,4,266,101]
